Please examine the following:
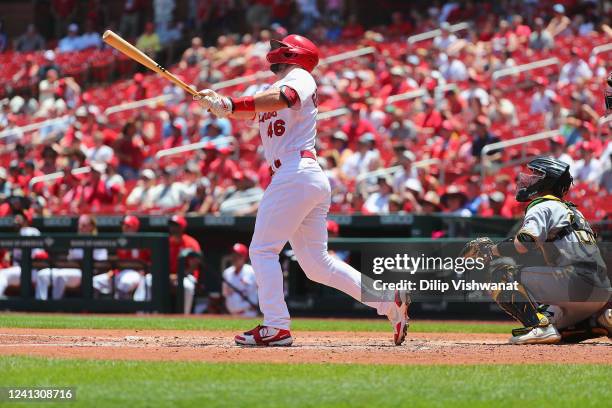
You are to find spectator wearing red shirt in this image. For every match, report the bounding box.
[341,104,377,149]
[342,14,364,40]
[81,162,115,211]
[126,73,149,100]
[208,146,239,186]
[414,99,443,138]
[380,66,415,100]
[113,121,145,180]
[511,15,531,44]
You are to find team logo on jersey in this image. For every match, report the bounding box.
[259,111,278,123]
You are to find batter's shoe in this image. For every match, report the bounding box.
[596,309,612,337]
[235,325,293,346]
[386,290,410,345]
[509,324,561,345]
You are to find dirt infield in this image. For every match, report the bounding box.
[0,328,610,365]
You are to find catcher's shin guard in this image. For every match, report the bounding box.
[489,258,548,330]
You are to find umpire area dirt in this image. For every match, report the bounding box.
[0,328,610,365]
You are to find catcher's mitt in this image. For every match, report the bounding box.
[459,237,495,264]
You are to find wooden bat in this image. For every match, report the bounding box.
[102,30,199,97]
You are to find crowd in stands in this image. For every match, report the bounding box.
[0,0,612,226]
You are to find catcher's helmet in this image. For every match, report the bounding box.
[516,157,572,202]
[266,34,319,72]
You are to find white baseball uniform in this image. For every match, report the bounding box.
[249,67,393,329]
[222,263,258,317]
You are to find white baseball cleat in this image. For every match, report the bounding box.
[386,290,410,345]
[509,324,561,345]
[235,325,294,346]
[596,309,612,336]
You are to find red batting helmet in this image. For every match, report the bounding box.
[232,243,249,258]
[267,34,319,73]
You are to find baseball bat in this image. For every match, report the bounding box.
[102,30,199,97]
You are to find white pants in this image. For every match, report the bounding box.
[133,273,196,314]
[0,266,38,296]
[35,268,82,300]
[249,155,391,330]
[93,269,142,299]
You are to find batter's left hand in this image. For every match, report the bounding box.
[194,89,233,118]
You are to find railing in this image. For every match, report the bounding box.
[387,83,458,105]
[155,136,233,160]
[407,22,470,45]
[29,166,91,188]
[0,115,72,141]
[591,42,612,58]
[491,57,560,86]
[480,129,560,178]
[355,158,444,190]
[104,94,178,116]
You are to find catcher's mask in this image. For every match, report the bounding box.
[515,157,572,202]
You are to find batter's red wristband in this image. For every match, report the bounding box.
[230,96,255,113]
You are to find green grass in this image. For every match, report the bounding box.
[0,357,609,408]
[0,313,514,333]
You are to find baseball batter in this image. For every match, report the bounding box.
[462,157,611,344]
[194,34,409,346]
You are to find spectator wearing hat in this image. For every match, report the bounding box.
[329,131,353,170]
[126,73,150,100]
[546,4,571,38]
[113,121,145,180]
[200,116,232,141]
[222,243,258,317]
[136,22,161,58]
[126,169,156,208]
[441,185,471,217]
[464,176,485,215]
[93,215,149,299]
[363,175,393,214]
[480,191,511,217]
[341,133,380,181]
[418,191,442,214]
[414,98,443,137]
[37,50,61,81]
[134,215,201,314]
[380,66,416,100]
[558,48,592,87]
[14,24,45,52]
[529,17,554,51]
[38,69,60,106]
[58,23,85,53]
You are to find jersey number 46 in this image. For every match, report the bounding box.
[267,120,286,138]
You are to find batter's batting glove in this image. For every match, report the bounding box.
[194,89,233,118]
[459,237,495,264]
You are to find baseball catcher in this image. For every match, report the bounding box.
[461,157,612,344]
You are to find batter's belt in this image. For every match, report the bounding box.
[270,150,317,176]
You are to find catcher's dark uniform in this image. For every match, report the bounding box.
[462,157,611,340]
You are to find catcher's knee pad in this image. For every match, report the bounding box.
[489,258,547,328]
